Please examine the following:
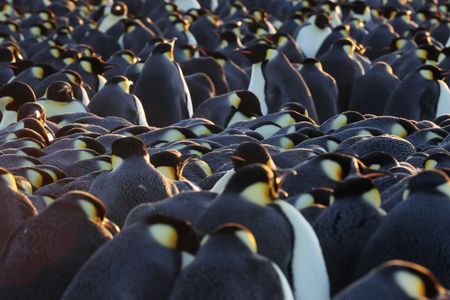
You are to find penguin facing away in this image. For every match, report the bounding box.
[384,65,450,121]
[88,75,148,126]
[0,191,112,300]
[88,136,179,227]
[62,214,199,300]
[169,223,294,300]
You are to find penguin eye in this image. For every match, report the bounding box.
[394,271,426,298]
[235,229,258,253]
[320,159,343,181]
[148,223,178,249]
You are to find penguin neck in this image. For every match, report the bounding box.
[240,182,274,206]
[248,62,268,115]
[0,109,17,129]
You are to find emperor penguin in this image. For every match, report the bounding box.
[0,191,112,300]
[240,43,318,121]
[319,38,365,112]
[210,141,277,194]
[295,13,332,58]
[88,136,179,227]
[193,90,262,128]
[170,223,294,300]
[0,166,37,246]
[335,260,447,300]
[196,164,330,300]
[37,81,88,117]
[62,215,199,300]
[133,41,193,127]
[354,169,450,287]
[88,76,148,126]
[0,81,36,129]
[97,1,128,34]
[384,65,450,121]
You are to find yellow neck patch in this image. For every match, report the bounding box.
[235,229,258,253]
[241,182,273,206]
[149,223,178,249]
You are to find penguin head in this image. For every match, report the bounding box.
[111,136,149,169]
[230,142,275,171]
[106,75,132,93]
[223,163,282,205]
[219,31,242,48]
[313,153,364,182]
[23,64,56,80]
[423,153,450,170]
[360,152,399,171]
[311,13,331,29]
[414,44,439,63]
[150,149,190,180]
[403,169,450,199]
[369,260,446,299]
[201,223,258,253]
[332,38,356,55]
[238,43,278,64]
[333,176,382,209]
[55,190,107,224]
[0,81,36,112]
[280,102,310,117]
[152,41,175,61]
[230,90,262,118]
[301,58,323,71]
[17,102,47,122]
[0,166,18,191]
[417,64,446,81]
[145,214,199,254]
[108,1,128,17]
[44,81,74,102]
[293,187,333,209]
[78,56,112,75]
[350,0,369,15]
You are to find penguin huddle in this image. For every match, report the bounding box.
[0,0,450,300]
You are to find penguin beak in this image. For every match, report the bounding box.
[275,168,298,182]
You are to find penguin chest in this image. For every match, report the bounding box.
[99,15,124,33]
[296,25,331,58]
[436,80,450,117]
[248,62,268,115]
[0,110,17,129]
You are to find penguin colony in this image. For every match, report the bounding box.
[1,0,450,299]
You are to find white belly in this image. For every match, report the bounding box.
[248,62,268,115]
[296,25,332,58]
